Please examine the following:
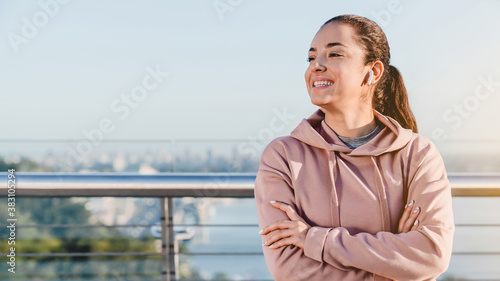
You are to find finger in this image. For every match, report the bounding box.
[411,219,419,231]
[398,200,415,232]
[267,235,298,250]
[270,201,302,222]
[402,206,420,232]
[260,220,294,235]
[263,228,296,248]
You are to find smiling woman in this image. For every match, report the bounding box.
[254,14,454,281]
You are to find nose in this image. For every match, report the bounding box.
[311,57,326,72]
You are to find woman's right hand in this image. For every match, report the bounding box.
[398,200,421,233]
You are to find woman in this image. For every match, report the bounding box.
[254,15,454,280]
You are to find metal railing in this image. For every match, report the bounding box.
[4,172,500,197]
[1,172,500,281]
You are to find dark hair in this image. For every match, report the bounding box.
[322,15,418,133]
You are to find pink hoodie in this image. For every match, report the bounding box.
[254,108,455,281]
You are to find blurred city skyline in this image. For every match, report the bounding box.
[1,0,500,161]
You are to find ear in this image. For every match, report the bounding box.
[369,61,384,85]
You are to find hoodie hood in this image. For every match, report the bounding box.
[290,108,414,156]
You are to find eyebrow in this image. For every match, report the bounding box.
[309,42,347,52]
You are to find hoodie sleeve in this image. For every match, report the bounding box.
[302,136,455,280]
[254,138,373,281]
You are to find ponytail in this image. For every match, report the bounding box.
[323,15,419,133]
[374,65,418,133]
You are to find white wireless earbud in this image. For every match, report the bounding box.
[367,70,374,86]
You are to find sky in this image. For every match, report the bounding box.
[1,0,500,157]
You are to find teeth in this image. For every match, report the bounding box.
[314,80,333,87]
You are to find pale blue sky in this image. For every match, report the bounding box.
[1,0,500,156]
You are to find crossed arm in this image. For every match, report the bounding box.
[254,140,454,280]
[259,198,420,250]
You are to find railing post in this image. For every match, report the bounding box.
[161,197,176,281]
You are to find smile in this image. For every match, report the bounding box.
[313,80,333,88]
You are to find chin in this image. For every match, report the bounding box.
[310,97,330,108]
[310,93,332,106]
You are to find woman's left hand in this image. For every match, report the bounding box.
[259,201,311,249]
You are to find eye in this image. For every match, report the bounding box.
[329,53,341,57]
[307,57,315,62]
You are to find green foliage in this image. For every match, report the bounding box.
[0,196,162,279]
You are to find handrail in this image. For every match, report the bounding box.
[1,172,500,197]
[0,172,256,197]
[2,172,499,281]
[446,173,500,196]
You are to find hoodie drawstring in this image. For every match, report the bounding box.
[328,151,341,227]
[370,156,391,232]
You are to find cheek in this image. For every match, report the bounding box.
[343,65,365,83]
[304,67,311,80]
[337,71,359,86]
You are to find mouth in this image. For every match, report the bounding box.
[312,78,334,89]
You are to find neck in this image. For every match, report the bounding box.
[322,106,377,138]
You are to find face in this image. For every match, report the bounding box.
[305,22,371,109]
